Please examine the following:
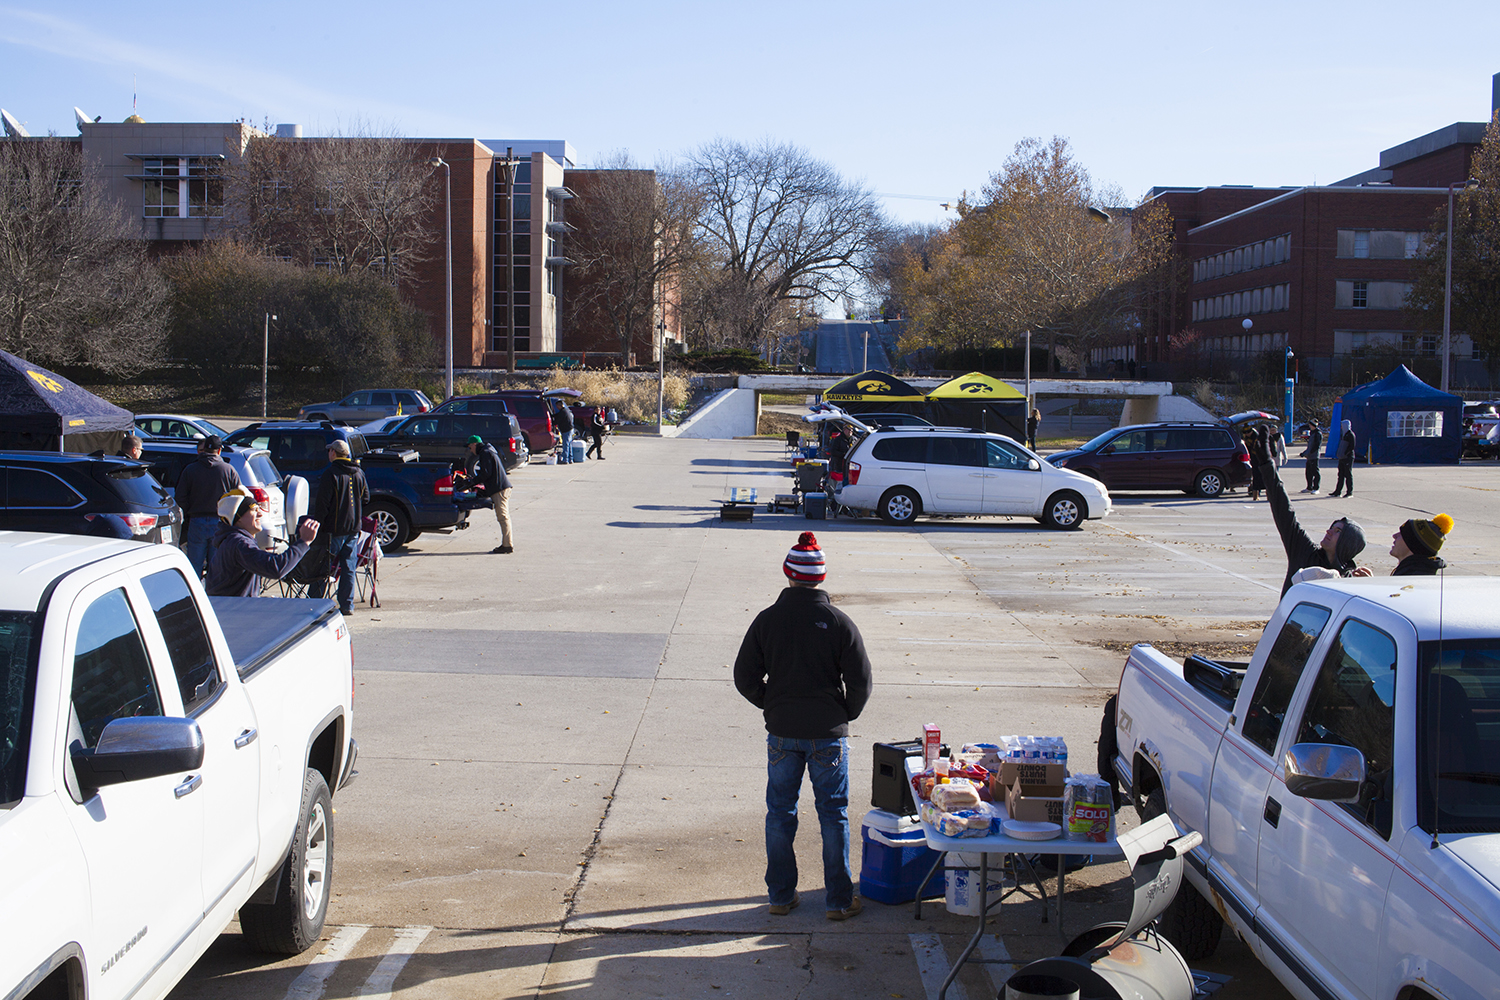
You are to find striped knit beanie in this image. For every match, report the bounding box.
[1400,513,1453,558]
[784,531,827,583]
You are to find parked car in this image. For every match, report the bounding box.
[139,440,302,545]
[134,413,231,441]
[0,533,357,1000]
[0,451,182,543]
[356,414,411,436]
[364,411,529,470]
[1046,421,1252,497]
[816,417,1111,529]
[431,390,563,453]
[297,388,433,424]
[224,421,369,475]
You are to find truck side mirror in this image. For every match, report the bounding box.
[1283,743,1365,802]
[70,717,205,792]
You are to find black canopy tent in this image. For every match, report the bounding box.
[821,370,928,416]
[924,372,1027,439]
[0,350,134,453]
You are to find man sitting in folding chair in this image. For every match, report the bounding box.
[205,489,320,598]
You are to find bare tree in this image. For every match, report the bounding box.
[686,138,887,353]
[0,137,169,375]
[565,153,704,363]
[223,124,437,288]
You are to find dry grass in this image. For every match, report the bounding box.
[493,368,690,423]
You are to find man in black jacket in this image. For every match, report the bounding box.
[554,399,575,463]
[1250,428,1366,594]
[1330,419,1356,497]
[310,439,369,615]
[734,532,872,921]
[1301,421,1322,493]
[464,434,513,553]
[176,435,241,577]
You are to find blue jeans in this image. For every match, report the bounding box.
[181,516,217,578]
[559,429,574,462]
[310,533,358,612]
[764,735,852,910]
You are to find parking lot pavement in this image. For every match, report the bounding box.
[167,439,1500,1000]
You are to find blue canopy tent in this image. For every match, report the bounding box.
[0,350,134,453]
[1326,366,1462,464]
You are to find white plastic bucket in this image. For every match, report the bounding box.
[945,852,1007,915]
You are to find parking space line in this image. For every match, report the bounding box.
[282,924,369,1000]
[977,934,1014,995]
[909,932,967,1000]
[356,926,432,999]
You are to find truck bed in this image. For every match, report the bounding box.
[208,596,343,680]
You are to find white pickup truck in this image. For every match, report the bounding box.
[1107,577,1500,1000]
[0,532,357,1000]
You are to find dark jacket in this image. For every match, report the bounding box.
[466,442,511,495]
[176,454,241,519]
[1260,459,1365,595]
[1305,426,1323,462]
[1336,429,1356,463]
[734,586,873,739]
[1393,554,1447,576]
[315,458,369,537]
[204,524,311,598]
[554,404,574,433]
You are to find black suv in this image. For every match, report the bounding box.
[364,411,529,470]
[1046,422,1252,497]
[224,421,370,474]
[0,451,182,543]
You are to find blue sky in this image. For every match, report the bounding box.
[2,0,1497,228]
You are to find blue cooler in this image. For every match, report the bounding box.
[859,809,941,905]
[571,439,588,463]
[804,492,827,519]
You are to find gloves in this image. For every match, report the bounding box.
[1247,425,1275,466]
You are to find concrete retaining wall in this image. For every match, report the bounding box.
[664,387,758,438]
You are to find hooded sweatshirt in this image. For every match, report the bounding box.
[204,523,311,598]
[1258,459,1366,595]
[1393,554,1447,576]
[1336,420,1356,463]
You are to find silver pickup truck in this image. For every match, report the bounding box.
[0,532,357,1000]
[1107,577,1500,1000]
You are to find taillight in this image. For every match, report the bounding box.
[845,462,861,486]
[418,404,429,412]
[509,437,518,453]
[1237,452,1251,465]
[249,487,270,505]
[434,474,454,496]
[88,512,158,536]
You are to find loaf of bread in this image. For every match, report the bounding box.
[930,780,981,812]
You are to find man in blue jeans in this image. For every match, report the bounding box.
[310,439,369,615]
[734,531,873,920]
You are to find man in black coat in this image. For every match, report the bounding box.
[310,439,369,615]
[554,400,575,463]
[465,434,513,553]
[176,435,241,577]
[734,532,872,921]
[1330,420,1356,497]
[1300,421,1322,493]
[1250,428,1366,595]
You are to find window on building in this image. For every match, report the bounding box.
[1405,232,1422,258]
[1352,281,1368,308]
[1354,231,1369,258]
[143,159,179,217]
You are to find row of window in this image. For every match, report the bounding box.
[1193,234,1291,282]
[495,164,535,351]
[1337,229,1425,260]
[1192,283,1291,322]
[1335,280,1411,310]
[142,157,223,218]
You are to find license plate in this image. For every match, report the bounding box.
[160,524,174,544]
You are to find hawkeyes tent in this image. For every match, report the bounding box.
[1327,365,1462,464]
[0,350,134,453]
[925,371,1027,438]
[821,370,927,416]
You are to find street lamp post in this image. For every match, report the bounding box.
[428,156,454,402]
[262,312,276,418]
[1284,347,1296,444]
[657,316,666,436]
[1443,179,1478,394]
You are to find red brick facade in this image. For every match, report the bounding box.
[406,140,492,368]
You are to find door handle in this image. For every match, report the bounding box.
[1263,797,1281,828]
[175,774,202,799]
[235,728,259,749]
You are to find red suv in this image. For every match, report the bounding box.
[432,392,562,453]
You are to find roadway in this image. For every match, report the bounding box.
[165,440,1500,1000]
[816,322,893,373]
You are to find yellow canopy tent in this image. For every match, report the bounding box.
[925,372,1027,439]
[822,370,927,415]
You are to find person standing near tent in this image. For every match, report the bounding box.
[1330,420,1356,497]
[1027,408,1040,450]
[1301,421,1323,493]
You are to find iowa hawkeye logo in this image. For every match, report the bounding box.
[856,380,892,393]
[959,381,992,394]
[28,370,64,393]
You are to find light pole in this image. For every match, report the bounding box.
[1442,178,1478,394]
[262,312,276,418]
[657,316,666,436]
[428,156,454,402]
[1283,346,1296,444]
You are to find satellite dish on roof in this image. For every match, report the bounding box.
[74,107,93,129]
[1,109,30,138]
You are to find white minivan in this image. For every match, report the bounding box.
[825,421,1112,529]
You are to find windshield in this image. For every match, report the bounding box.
[247,453,282,486]
[0,612,38,806]
[98,464,173,507]
[1079,429,1121,452]
[1419,640,1500,834]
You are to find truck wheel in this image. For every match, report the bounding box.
[366,501,410,549]
[878,487,920,525]
[1042,490,1085,529]
[1142,787,1223,960]
[240,768,333,955]
[1195,470,1226,498]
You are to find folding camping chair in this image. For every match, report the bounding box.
[277,537,332,598]
[350,520,381,608]
[784,430,801,456]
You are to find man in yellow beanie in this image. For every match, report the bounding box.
[1387,513,1453,576]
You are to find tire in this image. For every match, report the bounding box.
[240,768,333,955]
[366,500,410,549]
[878,487,921,525]
[1042,490,1085,529]
[1140,787,1223,960]
[1195,470,1226,498]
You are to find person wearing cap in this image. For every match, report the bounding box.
[175,434,241,577]
[734,532,873,922]
[1387,514,1453,576]
[463,434,513,554]
[310,438,369,615]
[1248,427,1366,595]
[204,489,319,598]
[1330,419,1356,497]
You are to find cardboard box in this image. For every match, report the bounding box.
[999,760,1066,787]
[1004,777,1066,826]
